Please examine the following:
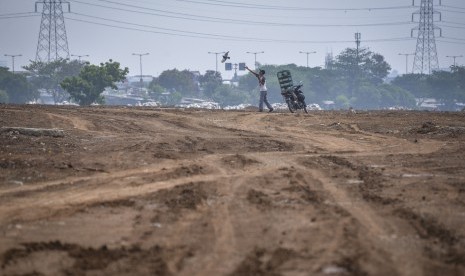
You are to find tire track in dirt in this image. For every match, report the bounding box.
[285,125,446,275]
[46,113,94,131]
[0,162,220,226]
[193,177,239,276]
[249,154,388,274]
[303,165,423,275]
[256,124,443,276]
[221,154,393,275]
[219,111,443,157]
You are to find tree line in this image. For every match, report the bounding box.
[0,47,464,110]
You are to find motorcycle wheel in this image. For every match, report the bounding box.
[302,100,308,114]
[286,100,296,113]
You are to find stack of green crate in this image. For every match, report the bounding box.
[277,70,293,92]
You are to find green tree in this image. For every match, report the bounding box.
[166,91,183,106]
[365,53,391,84]
[212,84,250,106]
[238,71,258,92]
[333,48,391,85]
[148,83,165,99]
[61,60,128,106]
[199,70,222,98]
[335,94,350,109]
[154,69,198,96]
[351,83,382,109]
[0,67,36,103]
[428,68,464,110]
[304,67,340,104]
[391,74,431,99]
[452,66,465,91]
[23,59,85,103]
[392,67,465,110]
[329,48,392,108]
[350,82,415,109]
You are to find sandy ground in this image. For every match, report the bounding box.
[0,104,464,276]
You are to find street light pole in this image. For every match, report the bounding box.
[246,51,264,70]
[71,54,89,62]
[132,53,150,92]
[4,54,22,73]
[299,51,316,68]
[446,55,463,67]
[398,53,415,74]
[208,51,225,73]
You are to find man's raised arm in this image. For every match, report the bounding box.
[245,66,259,78]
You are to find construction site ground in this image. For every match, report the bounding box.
[1,104,464,276]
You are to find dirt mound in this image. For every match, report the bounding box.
[410,121,465,137]
[229,248,297,276]
[221,154,260,169]
[247,189,272,207]
[155,182,209,211]
[2,241,170,275]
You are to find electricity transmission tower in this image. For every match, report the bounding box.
[412,0,442,74]
[35,1,71,62]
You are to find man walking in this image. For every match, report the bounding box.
[245,66,273,112]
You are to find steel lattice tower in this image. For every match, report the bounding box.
[35,1,70,62]
[411,0,442,74]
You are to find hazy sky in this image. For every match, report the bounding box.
[1,0,464,79]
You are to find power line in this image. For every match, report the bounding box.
[69,0,273,26]
[65,14,282,42]
[69,12,269,40]
[0,12,37,17]
[65,14,415,44]
[437,8,465,14]
[65,15,305,43]
[175,0,415,11]
[29,7,430,40]
[70,0,249,25]
[437,24,465,29]
[441,4,465,10]
[0,14,40,20]
[69,0,415,28]
[89,0,414,20]
[437,39,465,45]
[442,20,465,26]
[65,16,239,40]
[90,0,253,24]
[442,36,465,41]
[0,1,430,46]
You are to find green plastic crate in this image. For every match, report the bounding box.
[277,70,293,91]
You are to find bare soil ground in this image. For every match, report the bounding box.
[1,104,465,276]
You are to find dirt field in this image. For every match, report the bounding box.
[1,104,464,276]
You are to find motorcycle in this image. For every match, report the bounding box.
[281,82,308,113]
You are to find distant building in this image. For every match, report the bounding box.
[325,51,334,70]
[190,71,201,81]
[416,98,441,110]
[127,75,154,85]
[433,67,452,73]
[190,70,201,88]
[385,69,399,83]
